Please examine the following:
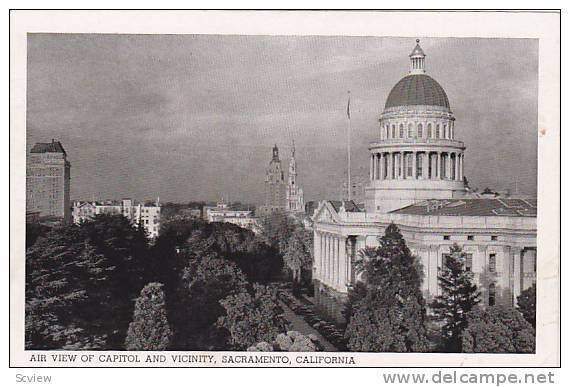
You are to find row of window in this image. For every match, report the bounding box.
[443,235,499,241]
[381,121,454,140]
[443,252,497,272]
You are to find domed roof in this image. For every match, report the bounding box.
[384,74,450,110]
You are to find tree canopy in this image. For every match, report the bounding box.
[430,243,481,352]
[125,282,172,350]
[344,223,429,352]
[217,284,287,350]
[462,306,535,353]
[517,283,536,328]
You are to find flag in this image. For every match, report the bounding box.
[346,91,351,119]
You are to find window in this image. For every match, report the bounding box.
[488,283,496,306]
[408,123,414,138]
[436,124,440,138]
[467,235,474,241]
[407,154,413,177]
[391,125,396,138]
[491,235,498,241]
[489,253,496,272]
[417,123,423,138]
[443,124,448,138]
[427,123,433,138]
[443,235,450,240]
[399,124,404,138]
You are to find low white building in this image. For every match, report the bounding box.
[72,198,161,239]
[204,201,260,233]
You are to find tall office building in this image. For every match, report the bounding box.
[26,139,71,223]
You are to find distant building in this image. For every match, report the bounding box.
[26,139,71,223]
[72,198,161,239]
[286,141,305,213]
[204,200,259,233]
[258,143,305,216]
[340,175,367,206]
[258,144,287,216]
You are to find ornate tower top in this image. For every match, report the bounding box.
[409,39,426,75]
[272,144,280,161]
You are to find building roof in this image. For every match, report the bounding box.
[390,198,537,217]
[409,40,426,57]
[328,200,362,213]
[384,74,450,110]
[30,140,67,155]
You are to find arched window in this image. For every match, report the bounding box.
[443,124,448,139]
[408,123,414,138]
[436,124,441,139]
[488,283,496,306]
[417,123,423,138]
[427,123,432,138]
[391,125,396,139]
[399,124,404,138]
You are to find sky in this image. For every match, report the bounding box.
[27,34,538,204]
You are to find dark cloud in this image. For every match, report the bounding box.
[27,34,538,203]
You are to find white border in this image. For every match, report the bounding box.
[9,10,561,368]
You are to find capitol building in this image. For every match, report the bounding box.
[312,40,537,322]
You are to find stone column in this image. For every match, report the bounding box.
[334,237,340,288]
[436,152,441,179]
[327,234,333,285]
[369,155,374,180]
[412,152,417,179]
[513,249,522,300]
[376,154,381,180]
[313,231,321,278]
[321,234,326,284]
[379,153,385,180]
[455,153,460,181]
[459,154,464,181]
[423,152,429,179]
[387,152,393,179]
[339,237,347,291]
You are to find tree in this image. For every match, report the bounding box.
[247,331,322,352]
[462,306,535,353]
[517,284,536,328]
[217,284,287,350]
[282,227,313,283]
[26,226,114,349]
[26,214,151,350]
[344,223,429,352]
[430,243,481,352]
[125,282,172,350]
[259,210,298,252]
[169,256,248,350]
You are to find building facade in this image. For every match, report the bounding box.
[72,198,161,239]
[286,141,305,213]
[259,143,305,216]
[26,140,71,223]
[311,41,537,322]
[204,200,259,233]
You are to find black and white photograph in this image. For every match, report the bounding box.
[9,10,560,370]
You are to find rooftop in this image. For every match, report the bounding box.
[390,198,537,217]
[328,200,362,213]
[30,140,67,155]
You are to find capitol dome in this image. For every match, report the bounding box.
[384,39,450,111]
[384,74,450,109]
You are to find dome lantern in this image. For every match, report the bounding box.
[409,39,426,74]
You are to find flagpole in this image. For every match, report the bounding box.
[347,91,351,202]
